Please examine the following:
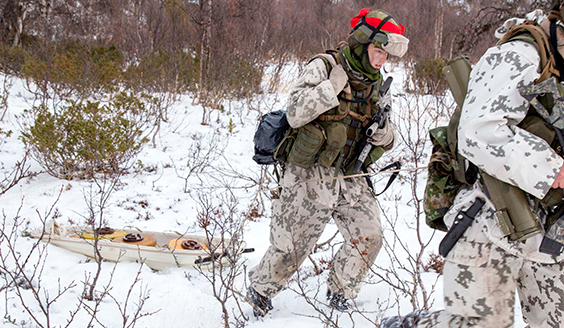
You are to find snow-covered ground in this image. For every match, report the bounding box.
[0,62,526,327]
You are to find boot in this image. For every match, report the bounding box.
[246,286,273,317]
[380,310,430,328]
[326,289,350,311]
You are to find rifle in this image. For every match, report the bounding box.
[352,76,393,174]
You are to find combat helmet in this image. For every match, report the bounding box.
[348,8,409,58]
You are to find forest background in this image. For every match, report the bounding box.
[0,1,555,328]
[0,0,556,108]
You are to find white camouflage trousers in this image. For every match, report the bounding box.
[247,177,383,300]
[418,237,564,328]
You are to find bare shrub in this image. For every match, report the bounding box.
[0,149,38,196]
[365,86,453,313]
[0,193,83,328]
[81,258,158,328]
[423,253,444,275]
[173,130,227,193]
[123,49,198,97]
[406,57,448,96]
[193,191,250,328]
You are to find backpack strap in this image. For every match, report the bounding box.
[312,51,377,125]
[496,20,560,83]
[308,52,340,76]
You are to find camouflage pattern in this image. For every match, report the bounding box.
[285,58,341,129]
[249,48,392,302]
[519,76,564,129]
[381,310,429,328]
[455,37,564,262]
[546,217,564,243]
[422,14,564,328]
[424,126,461,231]
[417,235,564,328]
[247,162,383,299]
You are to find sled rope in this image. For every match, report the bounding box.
[297,165,428,184]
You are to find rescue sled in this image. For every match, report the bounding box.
[30,221,253,271]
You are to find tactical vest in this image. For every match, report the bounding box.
[424,20,564,232]
[274,50,389,173]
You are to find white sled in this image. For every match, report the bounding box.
[30,221,252,271]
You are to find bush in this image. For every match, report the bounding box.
[21,92,159,180]
[226,58,264,98]
[203,56,264,101]
[123,49,198,95]
[20,40,124,98]
[407,57,448,95]
[0,44,26,75]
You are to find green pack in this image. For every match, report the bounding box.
[423,57,478,231]
[423,21,558,232]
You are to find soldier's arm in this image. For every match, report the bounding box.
[458,40,564,199]
[286,58,340,128]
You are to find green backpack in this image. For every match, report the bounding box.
[423,56,477,231]
[423,21,558,232]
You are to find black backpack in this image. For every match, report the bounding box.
[252,110,290,165]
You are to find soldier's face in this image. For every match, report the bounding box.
[367,43,388,69]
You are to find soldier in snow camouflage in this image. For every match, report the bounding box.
[246,8,409,317]
[383,5,564,328]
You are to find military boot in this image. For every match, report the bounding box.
[326,289,350,311]
[379,310,429,328]
[246,286,273,317]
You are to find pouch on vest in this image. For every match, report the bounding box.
[273,128,295,164]
[252,110,290,165]
[287,123,326,169]
[318,122,347,167]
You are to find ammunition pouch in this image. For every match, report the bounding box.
[285,123,326,169]
[273,128,295,164]
[318,122,347,167]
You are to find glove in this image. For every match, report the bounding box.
[379,87,392,110]
[369,118,394,147]
[328,64,348,95]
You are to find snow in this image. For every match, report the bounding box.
[0,62,527,327]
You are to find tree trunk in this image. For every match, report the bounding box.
[434,1,444,59]
[1,0,27,47]
[198,0,212,124]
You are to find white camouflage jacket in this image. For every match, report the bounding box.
[445,14,564,263]
[280,58,391,208]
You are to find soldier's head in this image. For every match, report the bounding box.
[341,9,408,82]
[348,9,409,60]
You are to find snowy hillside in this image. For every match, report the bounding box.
[0,62,526,328]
